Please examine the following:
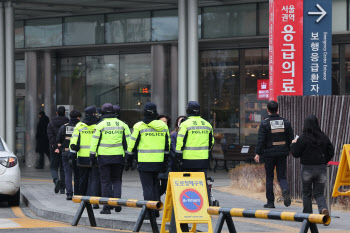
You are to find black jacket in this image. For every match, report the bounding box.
[47,115,69,152]
[35,115,50,153]
[56,118,80,152]
[291,133,334,165]
[255,114,294,157]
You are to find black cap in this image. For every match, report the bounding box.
[70,110,82,119]
[84,106,96,116]
[57,106,66,116]
[144,102,158,116]
[113,105,121,116]
[186,101,200,114]
[102,103,113,113]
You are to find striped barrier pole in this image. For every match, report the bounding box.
[207,207,331,233]
[72,196,163,233]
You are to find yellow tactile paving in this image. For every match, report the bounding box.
[21,178,52,182]
[0,207,70,229]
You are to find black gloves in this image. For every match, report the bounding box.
[172,153,182,171]
[90,152,98,167]
[70,144,80,152]
[125,153,133,171]
[161,154,170,173]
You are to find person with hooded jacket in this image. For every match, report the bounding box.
[47,106,69,194]
[56,110,82,200]
[69,107,100,206]
[35,111,50,169]
[126,102,170,218]
[90,103,131,214]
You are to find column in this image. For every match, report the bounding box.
[25,52,38,167]
[170,45,178,126]
[5,1,15,151]
[44,51,54,118]
[0,2,5,140]
[178,0,187,116]
[187,0,198,102]
[151,45,167,115]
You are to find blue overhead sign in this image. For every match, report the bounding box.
[303,0,332,95]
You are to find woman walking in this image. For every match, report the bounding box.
[291,115,334,216]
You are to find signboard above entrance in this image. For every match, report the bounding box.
[269,0,304,100]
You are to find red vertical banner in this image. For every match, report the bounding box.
[269,0,303,101]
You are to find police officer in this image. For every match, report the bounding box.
[127,103,170,218]
[56,110,82,200]
[255,100,293,208]
[69,107,100,203]
[90,103,131,215]
[175,101,214,177]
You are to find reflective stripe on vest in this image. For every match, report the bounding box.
[184,146,209,150]
[99,143,123,147]
[187,126,212,131]
[101,126,124,132]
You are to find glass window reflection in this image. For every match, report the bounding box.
[120,54,151,126]
[200,50,240,157]
[258,2,269,36]
[106,12,151,43]
[57,57,86,112]
[15,21,24,49]
[202,4,257,39]
[64,15,104,45]
[152,10,178,41]
[25,18,62,48]
[240,48,269,145]
[86,55,120,107]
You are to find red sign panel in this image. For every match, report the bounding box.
[257,79,269,100]
[269,0,303,100]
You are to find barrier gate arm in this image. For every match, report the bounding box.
[72,196,163,233]
[207,207,331,233]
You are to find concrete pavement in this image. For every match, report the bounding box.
[20,166,350,232]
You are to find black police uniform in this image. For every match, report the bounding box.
[56,118,80,199]
[255,113,294,206]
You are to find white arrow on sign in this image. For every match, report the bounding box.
[308,4,327,23]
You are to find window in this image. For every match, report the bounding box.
[86,55,120,107]
[106,12,151,43]
[258,2,269,35]
[240,49,269,145]
[120,54,151,126]
[333,0,347,32]
[152,10,178,41]
[202,4,257,39]
[25,18,62,48]
[15,21,24,48]
[15,60,25,84]
[64,15,104,45]
[56,57,86,112]
[200,50,240,156]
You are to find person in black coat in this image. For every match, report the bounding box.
[47,106,69,194]
[35,111,50,169]
[255,100,294,208]
[291,115,334,216]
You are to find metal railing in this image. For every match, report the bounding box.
[208,207,331,233]
[72,196,163,233]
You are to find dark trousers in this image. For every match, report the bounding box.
[78,166,90,196]
[301,165,328,214]
[264,156,289,203]
[37,152,50,168]
[139,171,160,201]
[62,152,80,196]
[89,166,101,196]
[50,152,65,191]
[99,163,123,199]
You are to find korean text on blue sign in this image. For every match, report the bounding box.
[303,0,332,95]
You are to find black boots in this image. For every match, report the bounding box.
[282,189,291,207]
